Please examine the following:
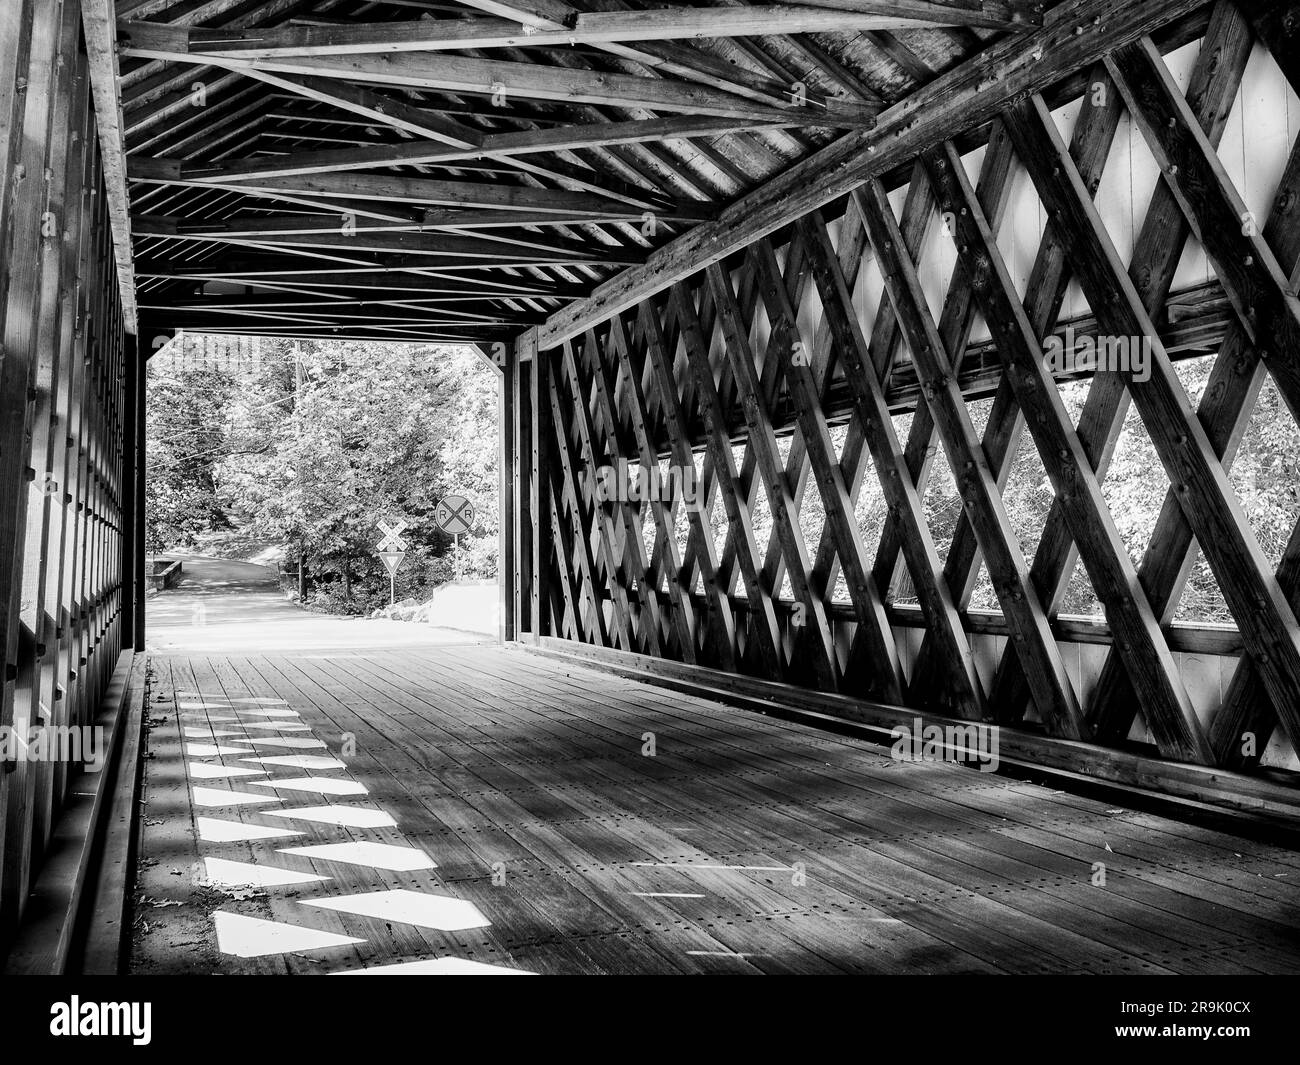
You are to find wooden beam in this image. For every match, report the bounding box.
[801,212,987,720]
[749,237,905,703]
[526,329,552,639]
[1106,36,1300,430]
[959,64,1128,718]
[1102,29,1300,759]
[577,327,667,658]
[199,69,679,208]
[130,219,641,265]
[171,117,785,183]
[116,42,878,126]
[606,311,702,663]
[706,262,839,689]
[546,354,614,647]
[770,0,1042,27]
[922,140,1210,762]
[557,339,643,654]
[535,0,1207,349]
[673,283,785,680]
[80,0,137,332]
[1003,91,1300,760]
[128,162,672,215]
[874,122,1019,641]
[123,6,1035,59]
[639,299,739,671]
[859,177,1088,740]
[230,67,482,149]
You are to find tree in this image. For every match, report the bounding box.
[219,340,499,612]
[144,368,233,553]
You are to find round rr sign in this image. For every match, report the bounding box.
[434,494,476,535]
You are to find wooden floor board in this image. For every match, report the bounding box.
[129,642,1300,974]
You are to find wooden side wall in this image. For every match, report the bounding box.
[0,0,138,945]
[513,2,1300,794]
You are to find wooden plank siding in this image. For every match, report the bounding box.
[0,0,137,950]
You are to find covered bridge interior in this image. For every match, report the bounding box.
[3,0,1300,975]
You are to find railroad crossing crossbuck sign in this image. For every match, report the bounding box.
[375,519,408,605]
[377,519,408,552]
[434,495,475,535]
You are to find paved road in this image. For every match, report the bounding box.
[146,554,487,655]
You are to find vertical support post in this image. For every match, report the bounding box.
[133,334,146,651]
[526,328,551,640]
[121,333,136,650]
[513,340,533,638]
[499,345,516,642]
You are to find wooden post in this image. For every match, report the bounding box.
[498,346,516,642]
[121,335,136,652]
[513,343,532,638]
[133,334,146,651]
[525,328,550,640]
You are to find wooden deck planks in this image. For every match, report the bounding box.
[130,642,1300,975]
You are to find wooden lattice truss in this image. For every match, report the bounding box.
[515,0,1300,774]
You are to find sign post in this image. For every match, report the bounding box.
[378,550,405,605]
[433,495,476,582]
[375,519,409,606]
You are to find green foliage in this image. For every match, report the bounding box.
[146,337,499,614]
[144,369,234,553]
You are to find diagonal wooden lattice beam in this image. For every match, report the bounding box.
[989,11,1249,722]
[556,340,635,652]
[859,177,1089,740]
[546,457,584,641]
[1101,28,1300,760]
[607,310,702,664]
[821,167,937,607]
[576,328,668,658]
[750,237,905,704]
[546,365,612,647]
[673,282,786,680]
[1003,89,1300,757]
[923,141,1210,762]
[639,299,739,671]
[706,260,840,690]
[800,216,987,720]
[912,68,1125,718]
[742,231,839,602]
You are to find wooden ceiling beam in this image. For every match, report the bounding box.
[133,258,585,295]
[228,66,484,148]
[132,225,641,265]
[535,0,1206,350]
[132,214,642,262]
[128,161,672,214]
[145,291,533,309]
[115,43,878,125]
[120,4,1037,61]
[195,70,685,208]
[169,115,790,182]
